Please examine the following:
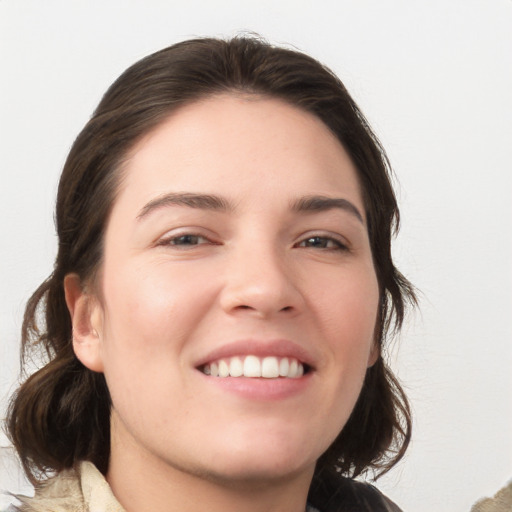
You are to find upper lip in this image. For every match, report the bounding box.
[195,339,317,370]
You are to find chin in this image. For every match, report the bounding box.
[191,456,316,488]
[186,438,319,486]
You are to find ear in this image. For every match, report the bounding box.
[64,273,104,372]
[368,309,383,368]
[367,342,380,368]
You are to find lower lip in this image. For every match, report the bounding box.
[197,371,313,401]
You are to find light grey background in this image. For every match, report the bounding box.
[1,1,511,511]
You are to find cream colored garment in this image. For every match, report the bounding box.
[470,480,512,512]
[17,461,125,512]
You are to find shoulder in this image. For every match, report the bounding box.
[308,472,403,512]
[10,467,85,512]
[9,462,124,512]
[470,480,512,512]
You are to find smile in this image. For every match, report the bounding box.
[201,355,305,379]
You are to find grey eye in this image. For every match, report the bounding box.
[170,234,205,246]
[299,236,344,249]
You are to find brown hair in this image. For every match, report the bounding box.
[6,35,415,486]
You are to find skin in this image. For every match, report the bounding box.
[65,95,380,512]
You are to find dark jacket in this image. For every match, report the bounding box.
[308,470,402,512]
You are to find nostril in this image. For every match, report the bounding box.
[281,306,293,312]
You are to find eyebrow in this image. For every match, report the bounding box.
[137,192,233,220]
[136,191,364,224]
[291,195,364,224]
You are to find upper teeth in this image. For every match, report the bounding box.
[202,356,305,379]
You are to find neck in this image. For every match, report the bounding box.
[107,417,314,512]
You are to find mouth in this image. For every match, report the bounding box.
[195,340,315,400]
[200,355,309,379]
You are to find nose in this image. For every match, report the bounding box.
[219,241,304,319]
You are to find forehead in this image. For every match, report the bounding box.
[115,94,363,215]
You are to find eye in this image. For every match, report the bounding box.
[170,234,207,246]
[157,233,213,248]
[296,235,347,251]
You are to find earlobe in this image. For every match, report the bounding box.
[64,273,104,373]
[367,343,380,368]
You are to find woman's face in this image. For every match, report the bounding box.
[74,95,380,484]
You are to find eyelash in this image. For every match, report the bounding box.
[157,232,348,252]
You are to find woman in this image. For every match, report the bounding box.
[6,36,415,512]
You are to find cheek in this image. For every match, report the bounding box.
[97,264,204,427]
[302,271,379,452]
[316,267,379,341]
[106,258,206,323]
[97,257,230,411]
[99,261,208,370]
[313,265,379,392]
